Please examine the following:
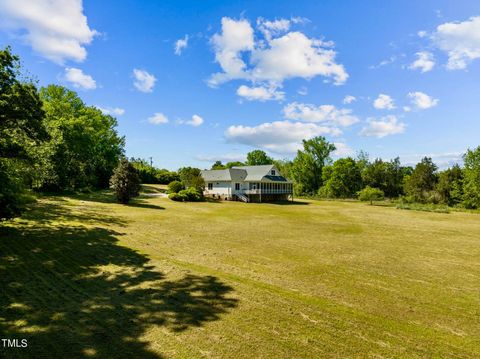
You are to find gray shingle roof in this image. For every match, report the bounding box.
[202,164,292,183]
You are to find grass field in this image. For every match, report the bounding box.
[1,187,480,358]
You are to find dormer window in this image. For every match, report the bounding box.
[271,169,276,175]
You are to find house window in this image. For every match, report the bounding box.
[208,183,213,190]
[235,183,240,190]
[271,169,276,175]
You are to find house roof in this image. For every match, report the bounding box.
[201,164,292,183]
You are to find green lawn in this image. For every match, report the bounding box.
[1,189,479,358]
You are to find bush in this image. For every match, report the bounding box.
[178,187,203,202]
[357,186,384,205]
[168,192,187,201]
[167,180,184,194]
[110,159,141,204]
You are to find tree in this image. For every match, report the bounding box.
[36,85,124,191]
[246,150,273,166]
[0,47,47,220]
[291,137,336,195]
[436,165,464,206]
[211,160,226,170]
[319,157,362,198]
[167,180,183,194]
[110,159,141,204]
[357,186,385,205]
[463,147,480,209]
[404,157,438,203]
[178,167,204,190]
[225,161,244,168]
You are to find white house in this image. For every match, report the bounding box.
[201,164,293,202]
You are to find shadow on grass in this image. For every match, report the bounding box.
[141,185,167,194]
[0,200,237,358]
[269,200,310,206]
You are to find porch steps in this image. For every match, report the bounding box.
[235,193,250,203]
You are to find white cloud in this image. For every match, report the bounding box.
[373,94,395,110]
[148,112,168,125]
[97,106,125,116]
[283,102,359,127]
[369,56,396,69]
[225,120,341,154]
[257,17,290,40]
[236,84,285,101]
[297,86,308,96]
[417,30,427,38]
[407,91,439,110]
[333,142,354,157]
[409,51,435,72]
[64,67,96,90]
[209,17,255,85]
[432,16,480,70]
[343,95,356,104]
[401,151,464,169]
[209,17,348,86]
[133,69,156,93]
[360,115,405,138]
[178,114,204,127]
[174,35,188,55]
[0,0,97,64]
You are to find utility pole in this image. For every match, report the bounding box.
[149,157,153,167]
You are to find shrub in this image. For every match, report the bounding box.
[168,192,187,201]
[110,159,141,204]
[178,187,203,202]
[357,186,384,205]
[167,180,184,194]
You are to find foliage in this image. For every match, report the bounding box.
[110,159,141,204]
[0,47,47,220]
[129,158,179,184]
[211,160,225,170]
[357,186,384,204]
[291,137,336,195]
[178,187,204,201]
[168,192,187,201]
[435,165,464,206]
[273,159,293,179]
[178,167,204,190]
[318,157,362,198]
[167,180,184,194]
[246,150,273,166]
[35,85,124,191]
[225,161,245,168]
[362,157,409,198]
[404,157,438,203]
[463,146,480,209]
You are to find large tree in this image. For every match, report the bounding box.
[435,165,464,206]
[35,85,124,191]
[319,157,362,198]
[463,147,480,209]
[291,137,336,195]
[0,47,47,220]
[246,150,273,166]
[178,166,204,190]
[404,157,438,202]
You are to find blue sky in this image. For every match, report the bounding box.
[1,0,479,170]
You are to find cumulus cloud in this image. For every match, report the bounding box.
[360,115,405,138]
[178,114,204,127]
[373,94,395,110]
[236,84,285,101]
[283,102,359,127]
[0,0,97,64]
[343,95,356,104]
[97,106,125,116]
[257,17,291,40]
[209,17,348,87]
[407,91,439,110]
[174,35,188,55]
[133,69,156,93]
[333,142,354,157]
[64,67,96,89]
[225,120,341,154]
[432,16,480,70]
[148,112,168,125]
[409,51,435,72]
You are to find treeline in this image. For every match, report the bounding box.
[211,138,480,209]
[1,47,124,220]
[130,158,179,184]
